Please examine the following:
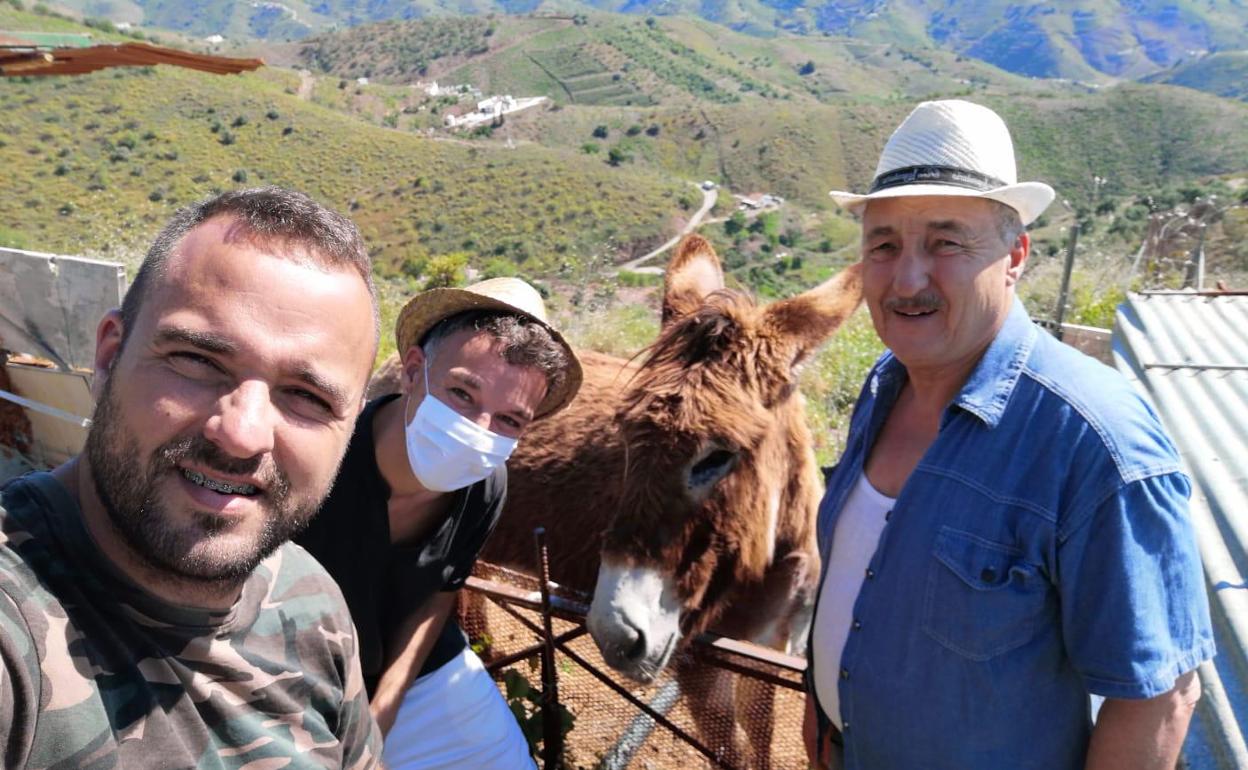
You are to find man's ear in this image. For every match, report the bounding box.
[92,310,125,400]
[400,345,427,396]
[1005,232,1030,286]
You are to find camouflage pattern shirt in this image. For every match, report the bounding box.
[0,473,384,769]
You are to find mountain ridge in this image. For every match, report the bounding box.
[36,0,1248,85]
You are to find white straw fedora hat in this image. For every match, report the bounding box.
[395,277,583,418]
[829,99,1055,225]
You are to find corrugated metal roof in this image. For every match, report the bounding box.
[1114,291,1248,770]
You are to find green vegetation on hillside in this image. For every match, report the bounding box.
[0,2,144,40]
[33,0,1248,92]
[296,16,500,82]
[295,14,1055,105]
[1143,51,1248,102]
[0,65,688,276]
[278,14,1248,230]
[988,85,1248,204]
[604,0,1248,82]
[527,44,652,105]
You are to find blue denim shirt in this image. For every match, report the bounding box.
[811,299,1215,770]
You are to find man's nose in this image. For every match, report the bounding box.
[204,380,277,459]
[892,245,932,297]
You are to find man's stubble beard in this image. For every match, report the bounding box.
[83,372,332,587]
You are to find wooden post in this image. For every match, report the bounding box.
[1054,222,1080,341]
[1183,223,1207,290]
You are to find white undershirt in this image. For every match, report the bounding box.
[812,471,896,729]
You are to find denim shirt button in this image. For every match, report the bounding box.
[980,566,997,583]
[852,619,862,630]
[840,667,849,680]
[884,509,892,521]
[842,722,850,731]
[865,568,876,579]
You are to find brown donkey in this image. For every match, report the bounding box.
[369,235,861,765]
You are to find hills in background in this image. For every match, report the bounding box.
[5,1,1247,461]
[3,2,1247,302]
[276,14,1248,208]
[1143,50,1248,101]
[42,0,1248,85]
[0,7,691,280]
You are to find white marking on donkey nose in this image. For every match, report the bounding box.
[588,561,683,680]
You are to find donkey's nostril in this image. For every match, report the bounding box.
[624,627,648,662]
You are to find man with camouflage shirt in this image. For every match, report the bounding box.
[0,187,384,769]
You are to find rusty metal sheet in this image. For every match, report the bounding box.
[0,247,126,371]
[3,363,92,467]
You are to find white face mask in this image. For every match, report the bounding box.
[404,362,519,492]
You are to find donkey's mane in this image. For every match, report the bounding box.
[620,288,769,448]
[649,290,754,367]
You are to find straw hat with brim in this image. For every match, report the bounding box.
[394,277,583,419]
[829,99,1055,226]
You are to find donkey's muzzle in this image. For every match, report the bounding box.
[588,560,684,681]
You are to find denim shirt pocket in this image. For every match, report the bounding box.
[921,527,1051,661]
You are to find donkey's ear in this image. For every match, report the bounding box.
[662,234,724,327]
[763,262,863,367]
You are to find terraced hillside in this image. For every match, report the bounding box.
[526,44,652,106]
[276,13,1248,217]
[291,14,1053,102]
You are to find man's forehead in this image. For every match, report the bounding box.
[863,196,996,227]
[136,222,375,379]
[166,215,324,277]
[429,326,506,362]
[430,329,545,385]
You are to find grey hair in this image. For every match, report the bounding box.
[992,200,1025,247]
[422,310,569,397]
[119,186,378,348]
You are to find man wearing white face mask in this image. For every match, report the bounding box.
[296,277,582,769]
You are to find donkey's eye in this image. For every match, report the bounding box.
[688,448,738,490]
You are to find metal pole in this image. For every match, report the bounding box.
[1197,228,1206,291]
[0,388,92,428]
[1183,226,1197,289]
[1054,222,1080,341]
[534,528,562,770]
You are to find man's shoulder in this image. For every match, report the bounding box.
[0,474,71,618]
[298,401,391,548]
[483,462,506,500]
[1018,331,1180,480]
[463,464,507,523]
[1,473,51,540]
[0,478,116,770]
[842,352,898,436]
[260,541,354,621]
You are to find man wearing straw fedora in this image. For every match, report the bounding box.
[803,100,1213,769]
[297,277,581,769]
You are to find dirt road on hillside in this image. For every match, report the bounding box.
[617,185,717,275]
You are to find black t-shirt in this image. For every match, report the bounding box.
[295,394,506,695]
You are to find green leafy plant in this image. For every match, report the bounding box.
[501,667,575,763]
